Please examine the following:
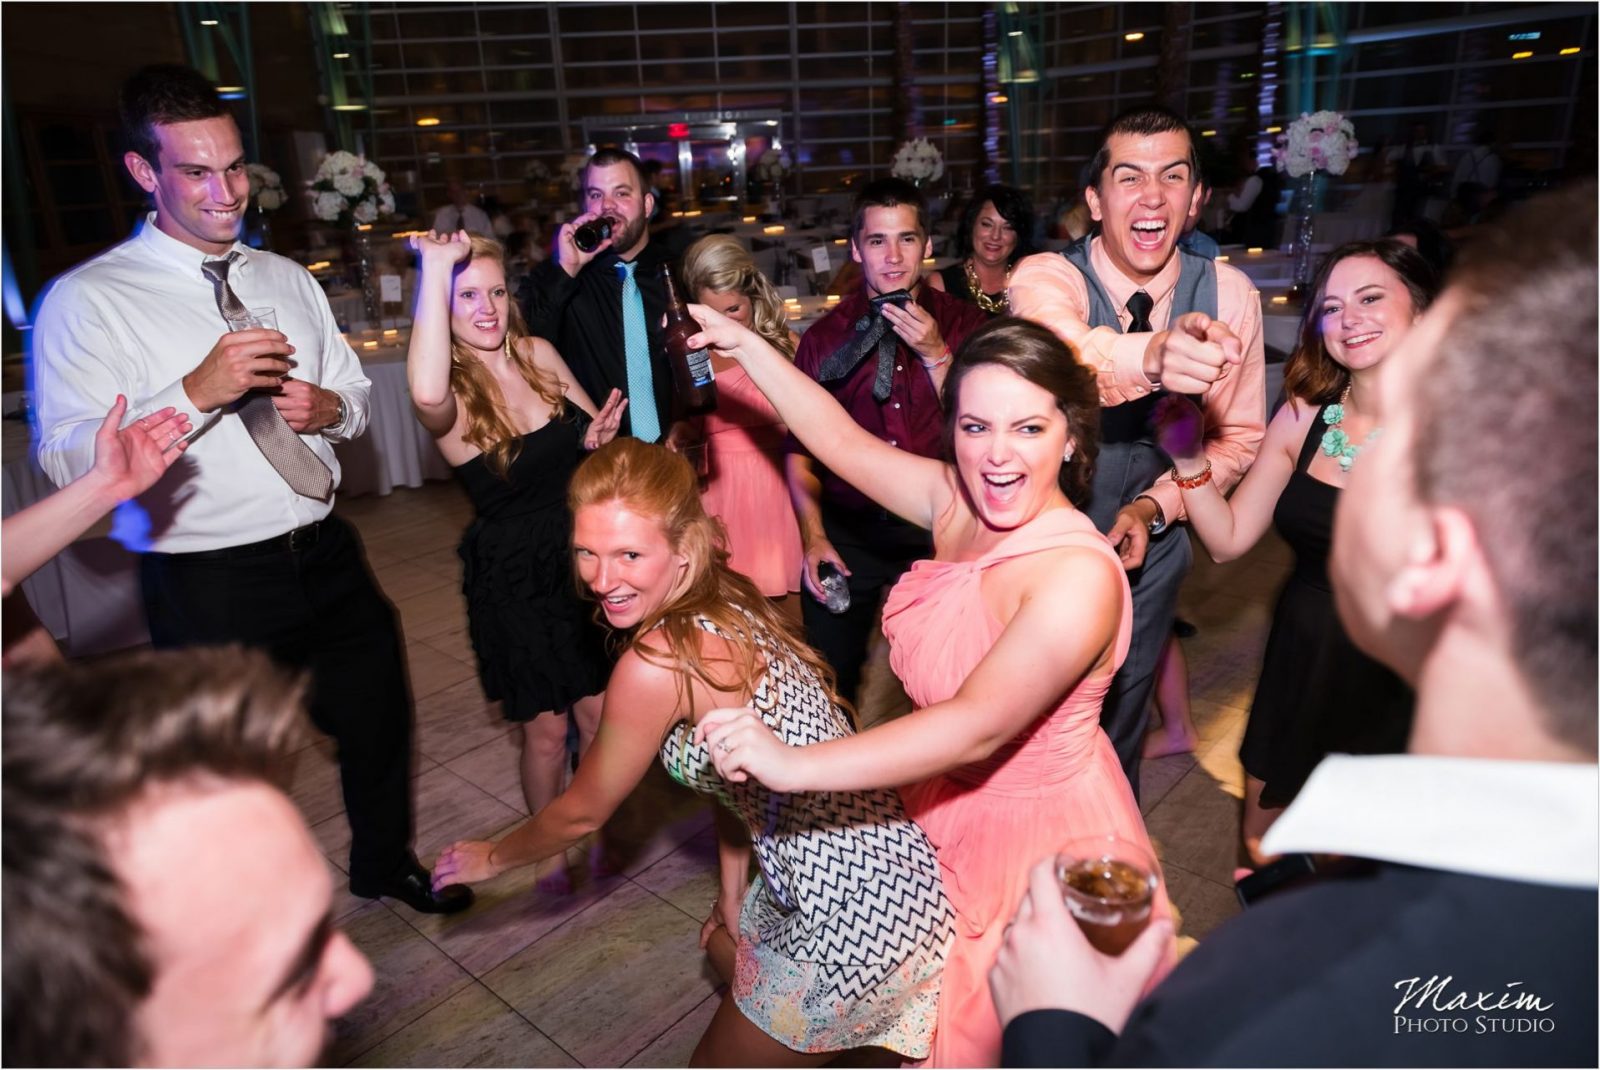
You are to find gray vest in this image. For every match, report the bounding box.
[1059,236,1218,444]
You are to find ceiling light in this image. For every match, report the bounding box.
[333,52,351,59]
[1124,32,1145,42]
[200,18,218,25]
[416,117,441,127]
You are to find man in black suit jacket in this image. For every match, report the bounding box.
[991,182,1599,1068]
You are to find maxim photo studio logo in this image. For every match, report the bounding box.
[1393,975,1556,1035]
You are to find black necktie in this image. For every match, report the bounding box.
[1126,291,1154,334]
[815,290,912,402]
[200,255,334,501]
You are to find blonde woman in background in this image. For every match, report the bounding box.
[407,229,624,889]
[678,234,803,608]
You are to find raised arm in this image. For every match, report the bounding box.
[405,230,471,437]
[697,545,1124,792]
[686,303,952,530]
[1152,394,1307,563]
[2,397,189,595]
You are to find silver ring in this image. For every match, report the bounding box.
[716,741,731,754]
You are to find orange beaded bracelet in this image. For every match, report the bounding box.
[1171,458,1213,490]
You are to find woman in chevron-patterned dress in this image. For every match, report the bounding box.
[433,438,953,1067]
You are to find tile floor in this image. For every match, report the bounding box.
[305,480,1288,1067]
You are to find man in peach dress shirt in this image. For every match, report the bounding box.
[1010,106,1265,794]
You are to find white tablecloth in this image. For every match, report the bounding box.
[1,340,449,654]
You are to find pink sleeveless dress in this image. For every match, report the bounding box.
[700,364,803,597]
[881,507,1174,1068]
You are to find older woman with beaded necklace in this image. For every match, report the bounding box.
[927,185,1035,316]
[1151,239,1440,868]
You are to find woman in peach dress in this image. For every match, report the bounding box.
[678,235,803,604]
[688,312,1174,1067]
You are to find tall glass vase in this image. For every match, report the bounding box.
[1290,172,1318,299]
[351,227,380,325]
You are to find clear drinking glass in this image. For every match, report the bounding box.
[1056,834,1161,956]
[225,306,278,333]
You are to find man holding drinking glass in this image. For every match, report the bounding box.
[32,64,471,915]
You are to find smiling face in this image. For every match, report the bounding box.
[1085,129,1203,286]
[696,287,751,328]
[1331,297,1452,677]
[951,363,1073,530]
[126,115,250,256]
[449,257,510,354]
[1317,254,1420,374]
[851,204,932,296]
[118,780,373,1067]
[583,160,654,258]
[573,500,690,629]
[970,201,1018,269]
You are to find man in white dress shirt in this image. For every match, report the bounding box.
[31,64,470,914]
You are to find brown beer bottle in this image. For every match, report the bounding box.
[660,265,718,413]
[572,215,616,253]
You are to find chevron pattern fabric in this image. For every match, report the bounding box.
[661,615,954,1057]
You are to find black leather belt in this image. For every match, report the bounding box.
[153,521,323,561]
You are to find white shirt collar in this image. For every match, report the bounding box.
[1262,754,1598,888]
[135,211,250,275]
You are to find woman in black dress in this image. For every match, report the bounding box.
[1153,240,1440,866]
[407,229,624,885]
[927,184,1035,316]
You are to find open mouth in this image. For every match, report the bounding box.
[1342,331,1381,348]
[473,318,500,332]
[1130,219,1168,251]
[982,472,1025,505]
[599,591,637,617]
[204,208,241,221]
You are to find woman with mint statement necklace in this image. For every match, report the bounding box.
[1151,240,1440,868]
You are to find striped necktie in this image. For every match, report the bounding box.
[200,254,333,500]
[617,259,661,442]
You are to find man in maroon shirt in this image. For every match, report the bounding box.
[788,178,987,707]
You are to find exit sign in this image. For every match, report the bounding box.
[668,123,690,139]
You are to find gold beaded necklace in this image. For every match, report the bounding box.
[964,258,1010,315]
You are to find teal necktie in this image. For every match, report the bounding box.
[617,260,661,442]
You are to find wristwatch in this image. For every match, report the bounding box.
[328,392,347,432]
[1135,494,1167,536]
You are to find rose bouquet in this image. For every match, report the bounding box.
[307,151,396,227]
[756,148,792,183]
[1273,111,1357,178]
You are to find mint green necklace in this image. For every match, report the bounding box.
[1320,383,1382,473]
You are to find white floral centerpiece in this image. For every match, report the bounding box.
[307,150,396,228]
[756,148,792,183]
[560,153,588,194]
[1272,111,1358,293]
[1272,110,1357,178]
[523,158,552,185]
[246,163,285,212]
[891,137,945,186]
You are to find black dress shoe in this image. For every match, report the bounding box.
[350,864,474,915]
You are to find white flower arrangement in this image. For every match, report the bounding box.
[1273,111,1358,179]
[246,163,285,212]
[890,137,945,184]
[560,154,588,192]
[755,148,792,182]
[307,150,395,227]
[524,158,552,184]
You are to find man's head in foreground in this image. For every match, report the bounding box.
[2,648,374,1067]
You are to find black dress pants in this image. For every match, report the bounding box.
[140,514,414,884]
[800,506,932,712]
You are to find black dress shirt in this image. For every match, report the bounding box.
[523,241,676,437]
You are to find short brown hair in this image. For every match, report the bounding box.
[941,317,1101,508]
[850,177,929,246]
[2,648,308,1067]
[1413,182,1597,752]
[583,146,648,194]
[1088,105,1201,191]
[1285,240,1440,405]
[119,64,230,169]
